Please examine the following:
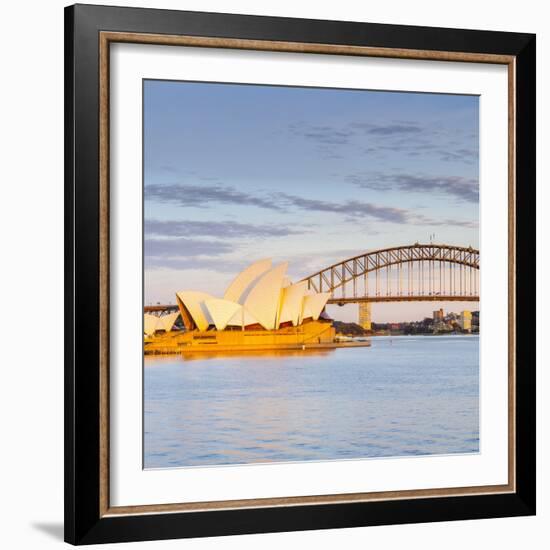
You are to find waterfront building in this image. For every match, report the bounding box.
[459,310,473,332]
[143,311,180,337]
[142,259,367,354]
[433,308,444,321]
[176,259,331,332]
[471,310,480,332]
[143,260,375,354]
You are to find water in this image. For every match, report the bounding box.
[144,335,479,468]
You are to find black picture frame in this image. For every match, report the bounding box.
[65,3,536,545]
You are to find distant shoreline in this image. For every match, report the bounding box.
[364,332,479,338]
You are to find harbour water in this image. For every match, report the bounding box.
[144,334,479,468]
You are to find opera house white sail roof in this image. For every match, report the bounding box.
[176,259,331,332]
[143,311,180,337]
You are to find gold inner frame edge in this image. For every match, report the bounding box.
[98,31,517,517]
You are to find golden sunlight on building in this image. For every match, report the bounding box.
[176,259,331,332]
[358,302,372,331]
[459,310,473,332]
[144,259,371,354]
[143,311,180,337]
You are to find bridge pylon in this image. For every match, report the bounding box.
[358,302,372,331]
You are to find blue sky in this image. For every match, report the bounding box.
[144,80,479,322]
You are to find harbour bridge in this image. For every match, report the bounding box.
[301,243,479,305]
[144,243,479,315]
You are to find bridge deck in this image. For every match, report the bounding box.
[145,295,479,313]
[328,295,479,304]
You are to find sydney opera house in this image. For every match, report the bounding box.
[144,259,340,353]
[143,311,180,337]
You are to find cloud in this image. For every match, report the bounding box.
[144,236,245,272]
[145,185,407,223]
[350,122,422,135]
[145,219,304,239]
[290,121,423,147]
[441,218,478,228]
[145,256,245,272]
[411,214,478,229]
[159,165,178,173]
[145,183,476,228]
[360,140,478,164]
[302,128,355,145]
[144,237,232,258]
[145,183,411,223]
[289,120,477,166]
[439,148,478,163]
[289,124,355,145]
[318,145,345,160]
[276,193,409,223]
[145,183,280,210]
[276,192,477,228]
[348,173,479,203]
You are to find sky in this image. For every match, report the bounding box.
[144,79,479,323]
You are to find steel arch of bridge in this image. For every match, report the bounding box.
[301,244,479,304]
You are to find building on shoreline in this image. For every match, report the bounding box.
[175,259,331,332]
[433,308,445,322]
[370,309,480,335]
[143,311,180,337]
[459,310,473,332]
[143,260,371,354]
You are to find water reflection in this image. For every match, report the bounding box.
[176,348,336,362]
[144,335,479,468]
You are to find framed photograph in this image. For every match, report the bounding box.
[64,4,536,545]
